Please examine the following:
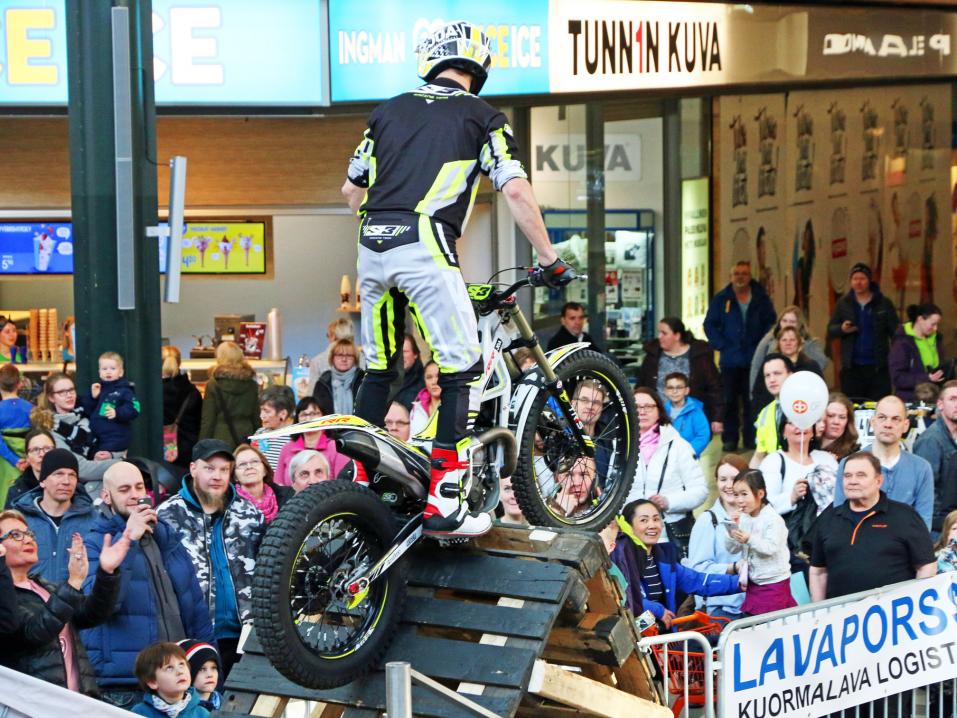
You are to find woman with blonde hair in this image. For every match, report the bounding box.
[200,341,259,449]
[312,338,364,415]
[161,345,202,468]
[749,305,828,400]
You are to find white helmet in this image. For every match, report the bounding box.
[416,21,492,94]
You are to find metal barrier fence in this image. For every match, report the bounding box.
[638,630,718,718]
[715,576,957,718]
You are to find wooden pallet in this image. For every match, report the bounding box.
[223,524,667,718]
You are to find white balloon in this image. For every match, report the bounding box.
[779,371,829,430]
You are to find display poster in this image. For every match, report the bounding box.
[0,221,266,275]
[0,0,325,105]
[720,573,957,718]
[681,178,710,338]
[719,83,952,356]
[167,222,267,274]
[328,0,550,102]
[0,223,72,274]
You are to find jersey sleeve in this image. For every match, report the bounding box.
[346,127,375,188]
[479,113,527,191]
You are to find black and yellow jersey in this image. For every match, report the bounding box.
[346,77,527,237]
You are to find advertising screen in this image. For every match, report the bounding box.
[0,223,73,274]
[0,221,266,275]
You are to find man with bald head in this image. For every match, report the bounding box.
[79,462,214,710]
[834,395,934,528]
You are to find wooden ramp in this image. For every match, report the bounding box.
[223,524,668,718]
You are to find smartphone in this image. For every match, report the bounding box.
[721,519,739,530]
[137,496,156,526]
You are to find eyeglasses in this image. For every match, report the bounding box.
[385,419,410,427]
[0,528,37,543]
[333,353,355,360]
[635,404,659,413]
[51,387,76,396]
[298,411,322,420]
[236,460,263,471]
[574,397,604,408]
[27,445,54,456]
[663,385,686,392]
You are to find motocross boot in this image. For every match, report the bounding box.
[422,446,492,538]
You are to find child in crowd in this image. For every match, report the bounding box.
[0,365,33,505]
[178,638,223,712]
[662,372,711,457]
[935,509,957,574]
[599,519,628,600]
[726,469,796,616]
[132,641,210,718]
[80,351,140,456]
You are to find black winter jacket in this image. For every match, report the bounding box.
[0,562,17,634]
[162,372,203,467]
[637,339,725,423]
[1,567,119,696]
[826,284,899,369]
[313,369,364,415]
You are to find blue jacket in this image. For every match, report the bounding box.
[0,397,32,467]
[666,396,711,457]
[687,501,746,615]
[834,447,934,529]
[80,377,141,452]
[132,688,210,717]
[80,510,215,688]
[704,280,776,368]
[14,487,97,583]
[610,538,740,620]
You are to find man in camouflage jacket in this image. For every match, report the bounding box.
[157,439,265,674]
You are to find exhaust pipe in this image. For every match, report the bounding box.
[474,427,518,478]
[333,430,427,500]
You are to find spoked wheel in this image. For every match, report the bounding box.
[252,481,407,689]
[511,350,637,530]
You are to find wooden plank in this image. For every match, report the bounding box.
[401,596,558,640]
[221,691,259,713]
[339,709,380,718]
[527,661,672,718]
[562,575,590,614]
[473,526,607,579]
[584,570,625,614]
[611,654,663,704]
[544,614,636,667]
[408,552,572,602]
[250,695,287,717]
[517,696,608,718]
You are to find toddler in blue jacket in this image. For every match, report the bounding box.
[80,351,140,455]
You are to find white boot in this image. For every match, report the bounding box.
[422,446,491,537]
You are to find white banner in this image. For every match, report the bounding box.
[720,573,957,718]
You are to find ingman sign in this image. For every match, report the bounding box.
[720,574,957,718]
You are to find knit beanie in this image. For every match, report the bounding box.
[39,448,79,482]
[177,638,221,677]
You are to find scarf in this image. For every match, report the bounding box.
[53,408,99,459]
[330,366,357,415]
[639,426,660,466]
[140,532,186,642]
[236,482,279,523]
[150,692,192,718]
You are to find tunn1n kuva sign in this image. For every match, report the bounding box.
[720,573,957,718]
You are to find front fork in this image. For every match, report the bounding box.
[508,307,596,459]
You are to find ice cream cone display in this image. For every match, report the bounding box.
[339,274,352,311]
[47,308,58,360]
[353,276,361,311]
[239,234,253,265]
[28,309,39,361]
[219,235,233,269]
[195,236,211,267]
[38,309,48,361]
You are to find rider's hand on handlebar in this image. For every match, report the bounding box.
[536,258,577,288]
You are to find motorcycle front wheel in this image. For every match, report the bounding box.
[252,481,408,689]
[511,349,637,531]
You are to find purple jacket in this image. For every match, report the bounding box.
[888,325,943,401]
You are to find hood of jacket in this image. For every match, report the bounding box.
[14,483,94,518]
[210,363,256,382]
[669,395,705,419]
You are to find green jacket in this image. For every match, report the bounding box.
[200,365,260,449]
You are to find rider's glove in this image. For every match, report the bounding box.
[538,258,577,288]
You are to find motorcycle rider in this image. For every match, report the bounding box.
[342,21,575,538]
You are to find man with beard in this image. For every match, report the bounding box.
[157,439,264,675]
[81,462,214,710]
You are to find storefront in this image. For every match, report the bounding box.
[1,0,956,383]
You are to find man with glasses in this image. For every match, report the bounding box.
[662,372,710,458]
[157,439,265,675]
[12,449,96,582]
[384,401,412,442]
[833,395,934,528]
[80,461,214,710]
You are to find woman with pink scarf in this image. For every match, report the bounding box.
[623,386,708,558]
[231,443,292,523]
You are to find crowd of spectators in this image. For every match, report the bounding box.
[0,255,955,711]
